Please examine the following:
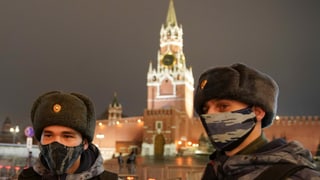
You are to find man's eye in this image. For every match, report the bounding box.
[218,104,229,111]
[64,135,74,138]
[202,106,208,114]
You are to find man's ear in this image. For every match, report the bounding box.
[253,106,266,122]
[83,139,89,150]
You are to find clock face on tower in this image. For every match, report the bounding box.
[161,54,176,66]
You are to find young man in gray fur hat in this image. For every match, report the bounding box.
[18,91,118,180]
[194,63,320,179]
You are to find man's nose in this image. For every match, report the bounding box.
[206,107,219,114]
[50,136,62,144]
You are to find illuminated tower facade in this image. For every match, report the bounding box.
[147,0,194,118]
[142,0,196,156]
[107,92,122,125]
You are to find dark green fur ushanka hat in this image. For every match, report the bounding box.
[31,91,96,142]
[194,63,279,128]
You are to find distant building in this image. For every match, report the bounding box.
[0,117,14,143]
[94,93,144,158]
[0,116,23,144]
[107,92,123,125]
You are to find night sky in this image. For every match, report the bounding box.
[1,0,319,128]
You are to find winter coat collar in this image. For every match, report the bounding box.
[211,138,316,177]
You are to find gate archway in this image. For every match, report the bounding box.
[154,134,165,156]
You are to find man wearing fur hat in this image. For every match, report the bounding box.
[194,63,320,179]
[18,91,118,179]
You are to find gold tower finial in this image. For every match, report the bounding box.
[166,0,178,27]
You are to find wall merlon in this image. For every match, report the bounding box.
[274,115,320,125]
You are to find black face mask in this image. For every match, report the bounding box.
[40,141,84,175]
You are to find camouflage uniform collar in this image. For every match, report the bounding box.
[237,133,269,155]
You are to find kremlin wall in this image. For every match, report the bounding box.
[264,115,320,155]
[92,111,320,160]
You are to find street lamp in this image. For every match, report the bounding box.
[10,125,19,144]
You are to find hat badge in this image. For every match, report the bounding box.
[200,79,207,90]
[53,104,62,113]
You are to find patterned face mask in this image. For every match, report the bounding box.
[40,141,84,175]
[201,107,256,151]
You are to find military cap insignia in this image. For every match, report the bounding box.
[200,79,207,90]
[53,104,62,113]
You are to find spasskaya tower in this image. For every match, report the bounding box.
[142,0,199,157]
[146,0,194,118]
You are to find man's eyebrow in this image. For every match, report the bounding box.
[61,131,77,135]
[42,130,77,135]
[42,130,53,134]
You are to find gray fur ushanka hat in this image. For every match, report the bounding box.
[31,91,96,142]
[194,63,279,128]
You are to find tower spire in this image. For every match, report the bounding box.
[108,92,122,121]
[166,0,178,27]
[111,92,119,107]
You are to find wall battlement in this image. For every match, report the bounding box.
[144,109,176,116]
[273,116,320,126]
[264,115,320,155]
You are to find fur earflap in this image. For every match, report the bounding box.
[194,63,279,128]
